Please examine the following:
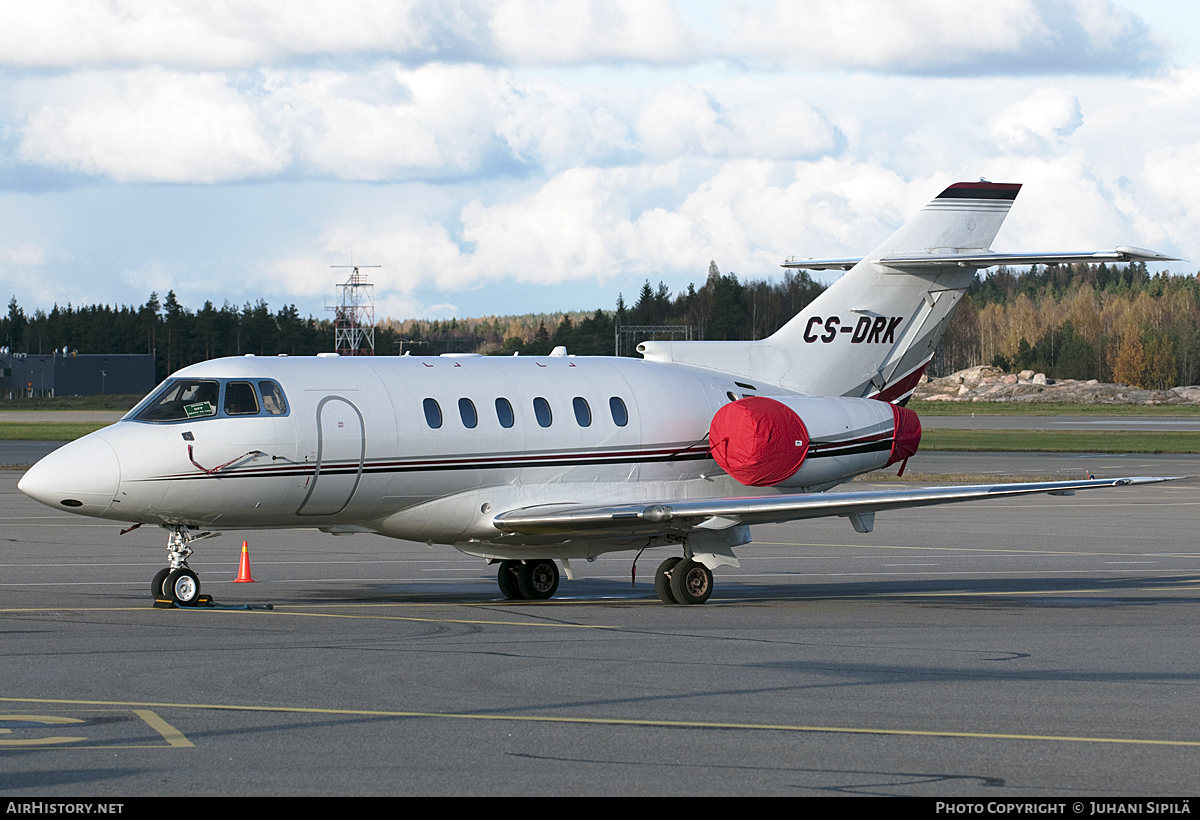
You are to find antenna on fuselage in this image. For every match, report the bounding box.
[328,264,379,356]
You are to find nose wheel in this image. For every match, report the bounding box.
[165,568,201,604]
[151,526,215,606]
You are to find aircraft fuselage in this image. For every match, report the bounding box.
[20,353,897,561]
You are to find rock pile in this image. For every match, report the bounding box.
[913,365,1200,405]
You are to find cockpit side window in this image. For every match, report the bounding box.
[135,380,220,422]
[259,381,288,415]
[224,382,260,416]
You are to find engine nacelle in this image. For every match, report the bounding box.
[708,396,921,489]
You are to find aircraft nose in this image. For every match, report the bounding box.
[18,435,120,515]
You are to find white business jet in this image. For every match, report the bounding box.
[17,181,1178,605]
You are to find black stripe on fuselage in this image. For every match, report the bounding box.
[808,439,893,458]
[144,434,896,483]
[146,447,716,481]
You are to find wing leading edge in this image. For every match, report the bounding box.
[493,476,1177,537]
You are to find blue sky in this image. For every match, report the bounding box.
[1,1,1198,323]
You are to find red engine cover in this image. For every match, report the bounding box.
[709,397,810,486]
[887,404,922,466]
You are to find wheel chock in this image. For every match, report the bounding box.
[153,594,214,608]
[152,596,272,611]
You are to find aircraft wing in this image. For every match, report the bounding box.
[492,476,1176,536]
[782,247,1178,272]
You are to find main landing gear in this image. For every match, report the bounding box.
[654,556,713,605]
[496,559,560,601]
[150,526,215,606]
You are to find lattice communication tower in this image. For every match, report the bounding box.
[330,265,379,356]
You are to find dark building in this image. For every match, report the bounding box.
[1,351,156,399]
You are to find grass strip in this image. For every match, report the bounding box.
[0,395,141,411]
[921,429,1200,453]
[0,423,111,441]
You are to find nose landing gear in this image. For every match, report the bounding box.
[151,526,217,606]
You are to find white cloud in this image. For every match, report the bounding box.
[0,1,1164,75]
[0,243,47,266]
[262,160,936,302]
[13,64,510,183]
[17,69,289,183]
[494,79,633,169]
[990,86,1084,153]
[634,82,841,160]
[719,0,1164,74]
[489,0,696,64]
[1140,142,1200,251]
[274,64,505,180]
[11,64,850,184]
[0,0,459,69]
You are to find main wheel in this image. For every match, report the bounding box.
[669,558,713,605]
[497,560,525,600]
[517,559,559,600]
[151,567,171,598]
[654,557,682,604]
[166,567,201,606]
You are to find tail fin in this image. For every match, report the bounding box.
[639,181,1021,401]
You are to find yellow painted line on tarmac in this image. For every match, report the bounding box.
[0,604,617,628]
[134,709,194,747]
[0,714,87,746]
[265,608,616,628]
[1,696,1197,749]
[0,710,190,749]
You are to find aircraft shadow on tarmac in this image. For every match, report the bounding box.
[263,572,1200,607]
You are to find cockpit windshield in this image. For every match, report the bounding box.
[130,378,289,423]
[135,380,220,422]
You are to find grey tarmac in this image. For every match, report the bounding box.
[2,453,1200,796]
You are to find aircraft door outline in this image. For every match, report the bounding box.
[296,395,366,516]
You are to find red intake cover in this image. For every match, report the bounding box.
[709,397,810,487]
[887,404,922,465]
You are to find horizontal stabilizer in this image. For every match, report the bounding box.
[783,246,1178,272]
[781,256,862,271]
[493,476,1178,536]
[877,246,1179,269]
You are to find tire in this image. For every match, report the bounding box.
[166,567,201,606]
[497,560,525,600]
[151,567,171,598]
[654,557,682,604]
[669,558,713,605]
[517,559,559,600]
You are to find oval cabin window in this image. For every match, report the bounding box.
[423,398,442,429]
[533,397,552,428]
[458,398,478,429]
[573,397,591,427]
[609,397,628,427]
[495,398,515,429]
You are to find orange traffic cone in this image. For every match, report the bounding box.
[234,540,256,583]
